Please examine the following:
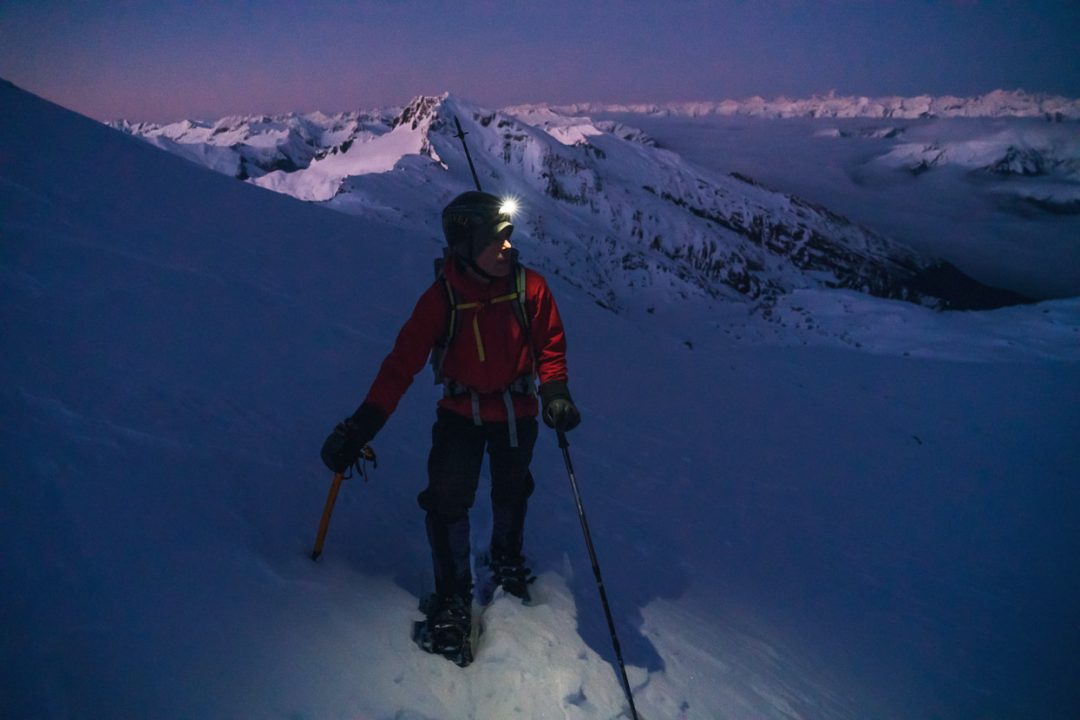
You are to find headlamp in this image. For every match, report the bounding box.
[498,197,520,218]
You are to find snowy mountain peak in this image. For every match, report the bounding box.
[389,93,448,131]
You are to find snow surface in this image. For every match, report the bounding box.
[3,79,1080,719]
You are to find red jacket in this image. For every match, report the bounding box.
[363,259,568,423]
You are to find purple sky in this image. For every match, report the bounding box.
[2,0,1078,122]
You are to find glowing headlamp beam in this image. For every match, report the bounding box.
[499,197,520,217]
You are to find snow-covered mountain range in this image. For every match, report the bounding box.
[110,108,392,182]
[111,93,1031,311]
[516,89,1080,120]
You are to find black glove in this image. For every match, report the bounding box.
[320,403,386,473]
[540,380,581,432]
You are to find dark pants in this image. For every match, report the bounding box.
[418,409,538,598]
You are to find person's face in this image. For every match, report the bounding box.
[474,232,514,277]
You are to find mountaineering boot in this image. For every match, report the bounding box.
[413,593,475,667]
[430,593,472,658]
[488,551,536,603]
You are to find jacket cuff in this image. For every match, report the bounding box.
[539,380,572,406]
[350,402,387,439]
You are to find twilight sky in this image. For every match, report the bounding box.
[1,0,1078,123]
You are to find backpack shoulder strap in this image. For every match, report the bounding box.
[430,254,458,384]
[512,264,530,333]
[511,264,537,375]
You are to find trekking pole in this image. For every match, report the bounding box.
[453,116,483,192]
[311,446,376,561]
[557,430,641,720]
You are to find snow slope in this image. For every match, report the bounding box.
[3,79,1080,720]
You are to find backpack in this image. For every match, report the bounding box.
[429,251,536,394]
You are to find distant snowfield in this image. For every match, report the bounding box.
[3,79,1080,720]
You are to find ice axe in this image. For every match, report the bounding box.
[311,445,376,561]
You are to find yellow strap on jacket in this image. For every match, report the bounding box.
[454,290,520,362]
